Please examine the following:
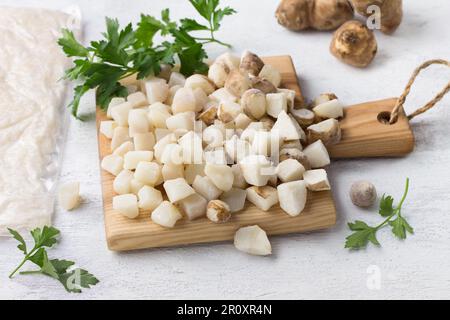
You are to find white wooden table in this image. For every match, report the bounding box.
[1,0,449,300]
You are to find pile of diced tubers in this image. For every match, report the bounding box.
[99,51,344,255]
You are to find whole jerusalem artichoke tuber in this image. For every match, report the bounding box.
[330,20,377,67]
[276,0,354,31]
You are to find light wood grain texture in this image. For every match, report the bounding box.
[96,55,335,251]
[328,98,415,158]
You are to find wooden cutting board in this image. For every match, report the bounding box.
[96,55,414,251]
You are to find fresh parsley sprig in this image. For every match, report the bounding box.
[58,0,236,119]
[8,226,99,293]
[345,178,413,250]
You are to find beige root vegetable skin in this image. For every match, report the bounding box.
[240,50,265,76]
[330,20,377,67]
[276,0,354,31]
[350,0,403,34]
[250,76,277,94]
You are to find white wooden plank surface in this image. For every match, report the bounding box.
[0,0,449,299]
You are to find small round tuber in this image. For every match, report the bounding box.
[240,50,265,76]
[350,181,377,207]
[276,0,354,31]
[330,20,377,67]
[350,0,403,34]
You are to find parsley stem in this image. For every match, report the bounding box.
[9,245,40,278]
[374,178,410,230]
[396,177,410,213]
[19,270,43,275]
[9,254,31,278]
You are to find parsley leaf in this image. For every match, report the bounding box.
[8,226,99,293]
[345,178,412,250]
[58,0,235,118]
[389,215,414,240]
[345,221,380,250]
[58,29,89,57]
[8,228,27,254]
[379,194,394,217]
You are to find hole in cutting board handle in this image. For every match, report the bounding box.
[377,111,396,125]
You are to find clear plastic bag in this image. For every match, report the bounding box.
[0,5,82,235]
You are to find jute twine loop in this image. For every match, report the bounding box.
[389,59,450,124]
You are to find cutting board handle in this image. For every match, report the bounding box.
[328,98,415,158]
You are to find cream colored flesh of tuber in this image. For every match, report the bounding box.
[111,102,132,126]
[246,186,279,211]
[231,164,248,189]
[350,180,377,207]
[58,181,80,211]
[209,88,238,103]
[145,78,169,104]
[272,110,305,140]
[276,0,354,31]
[258,64,282,88]
[113,141,134,158]
[303,169,331,191]
[240,155,274,186]
[310,93,338,108]
[290,108,315,127]
[184,74,215,95]
[151,201,182,228]
[113,194,139,219]
[178,193,208,220]
[123,151,153,170]
[134,132,155,151]
[224,70,251,97]
[312,99,344,119]
[127,92,148,108]
[277,180,307,216]
[163,178,196,203]
[113,170,134,195]
[184,164,205,185]
[130,179,145,195]
[171,88,197,114]
[330,20,377,68]
[241,89,266,120]
[350,0,403,34]
[220,188,247,213]
[204,164,234,192]
[162,163,184,181]
[100,120,117,139]
[234,225,272,256]
[206,199,231,223]
[250,76,277,94]
[111,127,131,151]
[303,140,330,168]
[198,106,218,125]
[218,100,242,123]
[168,72,186,87]
[276,159,306,182]
[138,186,163,211]
[101,154,124,176]
[134,161,161,186]
[192,175,223,201]
[307,118,341,145]
[208,62,230,88]
[279,148,311,170]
